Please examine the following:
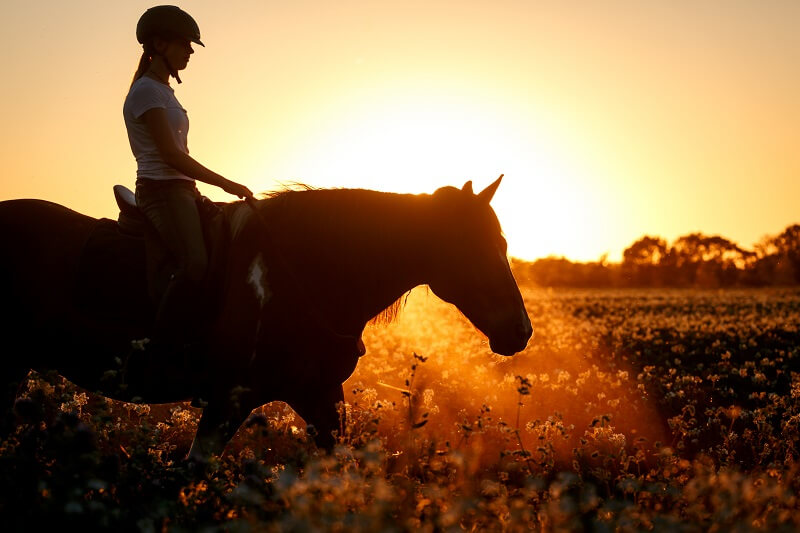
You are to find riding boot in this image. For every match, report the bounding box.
[125,276,208,398]
[148,275,205,366]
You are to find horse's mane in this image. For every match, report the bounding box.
[260,185,425,228]
[246,185,422,325]
[368,293,410,326]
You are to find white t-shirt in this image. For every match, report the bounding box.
[123,76,193,182]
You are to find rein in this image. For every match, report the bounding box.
[243,197,360,342]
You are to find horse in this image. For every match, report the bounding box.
[0,176,532,459]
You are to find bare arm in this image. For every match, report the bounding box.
[141,107,253,198]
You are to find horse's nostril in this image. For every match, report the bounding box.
[516,323,531,338]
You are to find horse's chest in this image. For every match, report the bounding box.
[244,254,362,386]
[257,334,362,388]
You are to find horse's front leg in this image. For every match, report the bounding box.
[187,392,254,461]
[291,383,344,452]
[187,243,266,461]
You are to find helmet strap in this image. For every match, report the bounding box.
[149,38,182,84]
[162,54,182,84]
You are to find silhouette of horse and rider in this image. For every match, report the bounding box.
[0,175,532,459]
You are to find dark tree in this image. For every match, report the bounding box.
[666,233,752,287]
[512,223,799,288]
[622,236,668,286]
[758,224,800,284]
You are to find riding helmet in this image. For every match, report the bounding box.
[136,5,204,47]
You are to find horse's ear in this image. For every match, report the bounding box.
[462,181,474,195]
[477,174,503,204]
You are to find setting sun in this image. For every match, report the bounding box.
[268,81,609,260]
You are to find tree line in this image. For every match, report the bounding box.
[510,224,800,288]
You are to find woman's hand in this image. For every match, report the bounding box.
[142,108,254,198]
[222,180,254,199]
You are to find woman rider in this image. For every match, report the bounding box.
[123,6,253,355]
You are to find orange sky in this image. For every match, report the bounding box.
[1,1,798,261]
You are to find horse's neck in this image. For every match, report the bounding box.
[324,194,431,328]
[263,191,432,330]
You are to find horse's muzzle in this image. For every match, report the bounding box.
[489,317,533,356]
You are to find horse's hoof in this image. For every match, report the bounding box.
[183,454,210,477]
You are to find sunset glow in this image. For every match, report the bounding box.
[1,1,798,261]
[272,82,606,260]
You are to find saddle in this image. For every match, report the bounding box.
[115,184,230,301]
[113,185,146,236]
[113,184,225,242]
[74,186,230,324]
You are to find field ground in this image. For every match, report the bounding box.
[2,285,800,530]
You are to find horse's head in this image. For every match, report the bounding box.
[425,176,532,356]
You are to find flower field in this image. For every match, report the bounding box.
[2,285,800,530]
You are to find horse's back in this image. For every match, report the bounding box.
[0,199,98,335]
[0,199,97,261]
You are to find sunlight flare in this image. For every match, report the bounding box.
[270,85,607,261]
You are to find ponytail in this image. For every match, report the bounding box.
[130,46,154,88]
